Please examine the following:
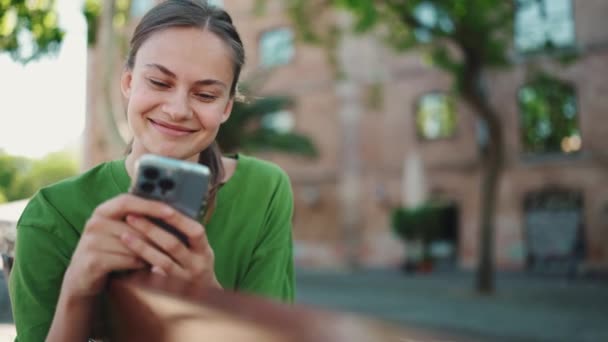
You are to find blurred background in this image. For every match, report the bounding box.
[1,0,607,341]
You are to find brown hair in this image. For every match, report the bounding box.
[125,0,246,222]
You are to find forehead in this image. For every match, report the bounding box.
[134,27,234,84]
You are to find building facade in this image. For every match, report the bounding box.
[91,0,608,272]
[224,0,608,272]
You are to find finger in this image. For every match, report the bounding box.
[120,231,189,279]
[87,253,148,274]
[81,233,136,257]
[160,212,209,253]
[95,194,175,221]
[125,215,191,267]
[84,216,148,244]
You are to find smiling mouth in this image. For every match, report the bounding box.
[148,119,197,137]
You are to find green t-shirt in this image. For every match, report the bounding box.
[9,154,295,341]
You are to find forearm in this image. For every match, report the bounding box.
[46,291,96,342]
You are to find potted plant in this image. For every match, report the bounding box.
[391,202,445,273]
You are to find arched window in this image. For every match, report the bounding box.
[415,92,457,140]
[519,75,581,154]
[524,189,584,272]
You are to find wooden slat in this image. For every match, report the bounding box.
[104,271,457,342]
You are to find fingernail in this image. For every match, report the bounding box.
[151,266,167,277]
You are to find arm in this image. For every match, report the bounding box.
[46,291,97,342]
[9,225,74,342]
[10,193,171,341]
[237,172,295,302]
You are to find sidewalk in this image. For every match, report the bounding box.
[295,268,608,342]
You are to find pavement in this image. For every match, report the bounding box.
[0,268,606,341]
[294,268,608,342]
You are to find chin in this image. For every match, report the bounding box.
[155,148,201,162]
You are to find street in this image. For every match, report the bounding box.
[295,268,608,342]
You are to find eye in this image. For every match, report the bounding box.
[195,93,218,101]
[148,78,169,88]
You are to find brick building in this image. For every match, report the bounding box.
[91,0,608,272]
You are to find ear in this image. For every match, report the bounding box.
[220,98,234,124]
[120,69,133,99]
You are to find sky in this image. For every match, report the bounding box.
[0,0,86,159]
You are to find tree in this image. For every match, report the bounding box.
[0,151,78,202]
[217,79,317,157]
[281,0,517,293]
[0,0,64,63]
[2,0,318,166]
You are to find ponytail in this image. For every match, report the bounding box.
[198,141,225,223]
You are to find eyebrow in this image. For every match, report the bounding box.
[144,63,228,89]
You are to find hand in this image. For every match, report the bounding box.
[61,194,177,299]
[122,211,221,289]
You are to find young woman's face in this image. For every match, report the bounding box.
[121,27,235,161]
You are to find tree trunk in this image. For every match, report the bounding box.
[462,58,504,295]
[83,0,126,170]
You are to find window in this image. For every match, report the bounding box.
[261,110,295,134]
[519,75,581,155]
[515,0,575,52]
[415,92,456,140]
[207,0,223,7]
[259,28,295,68]
[130,0,155,18]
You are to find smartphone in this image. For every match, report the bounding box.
[129,154,211,246]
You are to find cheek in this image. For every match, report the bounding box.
[195,104,229,128]
[127,87,158,115]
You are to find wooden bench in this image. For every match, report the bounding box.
[103,271,458,342]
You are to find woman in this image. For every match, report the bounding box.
[9,1,295,340]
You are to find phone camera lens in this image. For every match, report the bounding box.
[140,182,155,193]
[159,178,175,192]
[143,167,160,180]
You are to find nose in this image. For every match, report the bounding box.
[162,91,192,121]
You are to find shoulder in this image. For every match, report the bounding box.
[18,160,120,233]
[237,154,291,185]
[236,155,292,198]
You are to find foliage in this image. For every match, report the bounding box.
[82,0,102,46]
[0,0,64,63]
[282,0,514,91]
[391,203,444,242]
[391,202,447,260]
[0,151,78,202]
[1,0,130,60]
[217,93,318,157]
